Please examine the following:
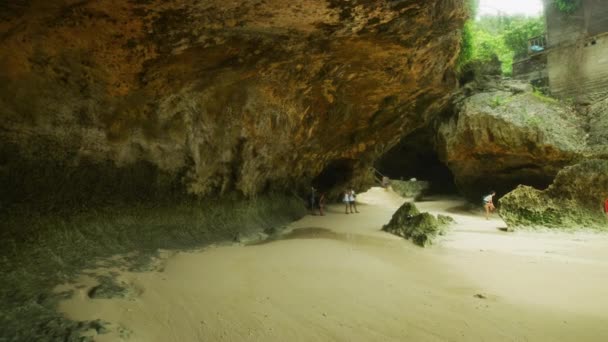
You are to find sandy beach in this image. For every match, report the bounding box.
[57,188,608,341]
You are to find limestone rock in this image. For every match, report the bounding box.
[390,180,430,199]
[499,159,608,229]
[436,80,586,199]
[382,202,454,246]
[0,0,467,207]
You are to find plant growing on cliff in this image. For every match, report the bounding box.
[456,0,478,71]
[463,14,545,75]
[553,0,581,14]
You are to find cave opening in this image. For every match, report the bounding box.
[375,129,457,195]
[312,158,356,194]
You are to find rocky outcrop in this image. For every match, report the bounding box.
[499,159,608,229]
[436,78,587,199]
[382,202,454,246]
[0,0,467,207]
[390,179,430,199]
[585,97,608,158]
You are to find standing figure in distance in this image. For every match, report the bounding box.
[343,189,350,214]
[483,191,496,220]
[349,188,359,214]
[318,192,326,216]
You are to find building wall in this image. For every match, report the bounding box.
[547,33,608,102]
[544,0,608,46]
[543,0,608,102]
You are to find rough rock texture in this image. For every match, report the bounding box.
[0,0,467,207]
[499,159,608,229]
[436,78,586,199]
[585,97,608,158]
[382,202,453,246]
[390,179,430,198]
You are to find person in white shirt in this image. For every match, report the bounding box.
[483,191,496,220]
[348,188,359,214]
[343,190,351,214]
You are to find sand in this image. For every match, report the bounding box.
[57,187,608,341]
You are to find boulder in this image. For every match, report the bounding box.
[383,202,454,246]
[436,80,586,199]
[499,159,608,229]
[390,180,430,199]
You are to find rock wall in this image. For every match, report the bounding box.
[0,0,467,207]
[435,78,587,199]
[499,159,608,229]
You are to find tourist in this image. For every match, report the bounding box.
[382,176,390,188]
[310,186,317,215]
[349,188,359,213]
[483,191,496,220]
[319,192,326,216]
[604,197,608,222]
[343,190,350,214]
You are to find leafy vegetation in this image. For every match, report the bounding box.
[457,1,546,76]
[554,0,581,14]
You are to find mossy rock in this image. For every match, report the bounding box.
[500,160,608,229]
[383,203,454,247]
[391,180,430,199]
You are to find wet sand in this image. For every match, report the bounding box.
[57,188,608,341]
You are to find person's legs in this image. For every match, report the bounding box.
[353,201,359,213]
[345,202,349,214]
[484,203,490,220]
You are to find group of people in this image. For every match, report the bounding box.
[311,186,608,222]
[309,186,359,216]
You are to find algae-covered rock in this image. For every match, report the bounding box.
[499,159,608,229]
[437,214,456,235]
[391,180,431,199]
[383,202,454,247]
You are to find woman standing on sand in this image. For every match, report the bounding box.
[483,191,496,220]
[349,188,359,214]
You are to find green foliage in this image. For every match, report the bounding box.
[503,18,545,59]
[456,0,479,70]
[490,95,506,108]
[463,15,546,76]
[457,20,475,71]
[554,0,581,14]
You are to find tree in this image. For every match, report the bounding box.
[503,17,545,59]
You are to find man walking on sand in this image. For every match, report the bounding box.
[483,191,496,220]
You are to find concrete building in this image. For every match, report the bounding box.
[514,0,608,103]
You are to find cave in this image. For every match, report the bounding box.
[375,129,458,195]
[312,158,355,194]
[2,0,608,340]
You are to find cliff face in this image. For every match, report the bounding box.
[435,79,587,199]
[0,0,466,206]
